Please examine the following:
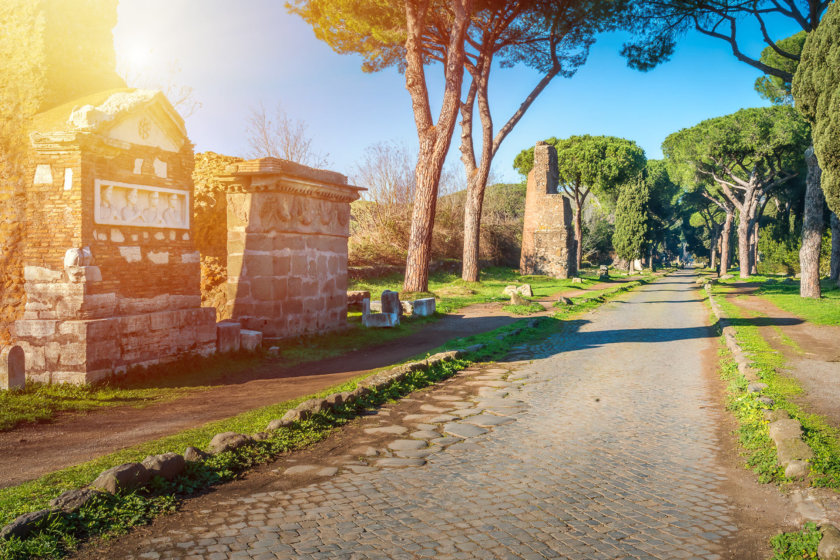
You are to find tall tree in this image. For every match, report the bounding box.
[513,135,646,269]
[290,0,473,293]
[663,106,809,278]
[644,159,681,267]
[457,0,622,282]
[613,177,650,270]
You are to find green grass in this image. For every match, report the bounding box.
[0,273,664,559]
[770,522,821,559]
[711,285,840,488]
[350,266,605,313]
[716,274,840,326]
[501,302,545,315]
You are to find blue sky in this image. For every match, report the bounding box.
[113,0,798,185]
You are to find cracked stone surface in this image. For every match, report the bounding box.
[119,271,741,559]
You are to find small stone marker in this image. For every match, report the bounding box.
[411,297,436,317]
[381,290,402,316]
[216,322,241,353]
[0,346,25,390]
[240,329,262,351]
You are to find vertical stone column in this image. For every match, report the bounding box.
[222,158,364,339]
[520,142,576,278]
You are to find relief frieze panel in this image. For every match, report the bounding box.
[94,179,190,229]
[228,193,350,236]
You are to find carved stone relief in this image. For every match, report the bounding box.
[94,180,189,229]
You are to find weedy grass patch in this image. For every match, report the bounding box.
[769,522,821,559]
[717,274,840,326]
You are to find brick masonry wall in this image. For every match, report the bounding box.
[520,142,577,279]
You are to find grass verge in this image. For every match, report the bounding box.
[709,285,840,488]
[769,522,821,559]
[0,273,663,559]
[716,274,840,326]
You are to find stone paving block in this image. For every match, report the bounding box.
[443,423,489,438]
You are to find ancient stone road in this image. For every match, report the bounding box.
[125,270,742,559]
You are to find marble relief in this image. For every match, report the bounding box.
[94,180,189,229]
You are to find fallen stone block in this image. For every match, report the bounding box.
[324,393,344,410]
[251,432,271,441]
[557,296,573,305]
[141,452,186,481]
[777,438,815,466]
[503,285,518,297]
[747,382,769,393]
[216,322,241,353]
[820,525,840,560]
[400,301,414,316]
[769,418,802,445]
[240,329,263,352]
[362,312,400,328]
[49,488,101,513]
[517,284,533,297]
[281,408,310,423]
[412,298,436,317]
[0,346,25,391]
[208,432,252,454]
[0,509,53,539]
[91,463,150,494]
[572,277,583,284]
[765,409,791,422]
[785,460,810,479]
[510,292,527,305]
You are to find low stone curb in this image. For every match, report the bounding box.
[705,281,839,558]
[0,340,494,542]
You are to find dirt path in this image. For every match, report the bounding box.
[74,270,789,560]
[724,284,840,428]
[0,281,625,488]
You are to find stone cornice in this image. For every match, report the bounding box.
[222,157,365,203]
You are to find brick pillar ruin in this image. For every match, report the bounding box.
[221,158,364,339]
[14,89,217,384]
[520,141,577,278]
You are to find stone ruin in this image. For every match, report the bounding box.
[13,89,217,384]
[220,158,364,339]
[520,142,577,278]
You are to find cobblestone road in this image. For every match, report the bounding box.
[132,270,738,559]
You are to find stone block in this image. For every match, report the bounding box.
[362,312,400,328]
[208,432,252,454]
[91,463,150,494]
[217,322,241,353]
[0,509,53,540]
[0,346,25,390]
[240,329,263,352]
[23,266,62,283]
[66,266,102,283]
[141,452,186,481]
[412,298,436,317]
[777,438,814,466]
[14,319,57,338]
[769,418,802,444]
[49,488,100,513]
[820,525,840,560]
[149,311,178,331]
[381,290,402,315]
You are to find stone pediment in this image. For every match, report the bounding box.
[33,88,187,153]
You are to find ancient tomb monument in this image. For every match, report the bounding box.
[221,158,363,339]
[520,142,577,278]
[14,89,217,384]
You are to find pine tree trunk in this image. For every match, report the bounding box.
[830,212,840,283]
[402,0,471,293]
[737,210,752,279]
[750,220,759,275]
[461,168,489,282]
[800,146,824,298]
[720,211,733,276]
[710,225,719,271]
[575,205,583,271]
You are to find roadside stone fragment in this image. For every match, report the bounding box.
[281,408,310,423]
[207,432,252,454]
[747,382,768,393]
[266,418,293,431]
[184,446,209,462]
[765,409,791,422]
[91,463,150,494]
[777,438,815,466]
[769,419,802,443]
[0,509,52,539]
[49,488,100,513]
[758,396,775,406]
[785,460,810,479]
[141,452,186,481]
[284,465,318,475]
[819,525,840,560]
[510,292,527,305]
[324,393,344,410]
[557,296,573,305]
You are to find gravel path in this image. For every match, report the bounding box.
[113,270,748,560]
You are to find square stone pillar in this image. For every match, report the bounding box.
[221,158,364,339]
[14,89,217,384]
[520,142,577,278]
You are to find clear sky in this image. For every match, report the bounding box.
[113,0,796,186]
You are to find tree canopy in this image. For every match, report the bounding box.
[613,177,650,266]
[793,0,840,215]
[754,32,806,105]
[513,135,646,207]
